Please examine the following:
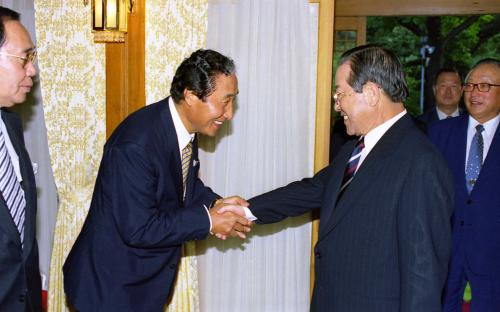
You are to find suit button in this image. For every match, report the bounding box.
[315,252,321,259]
[460,220,464,227]
[466,199,472,204]
[18,294,25,302]
[169,263,177,270]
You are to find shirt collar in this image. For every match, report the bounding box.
[363,110,407,153]
[436,106,460,120]
[169,97,195,151]
[468,113,500,138]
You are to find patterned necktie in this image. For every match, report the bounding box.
[0,130,26,244]
[340,137,365,193]
[465,124,484,194]
[181,142,193,195]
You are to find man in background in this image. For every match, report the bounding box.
[0,6,41,312]
[63,49,252,312]
[429,58,500,311]
[223,45,454,312]
[418,68,464,127]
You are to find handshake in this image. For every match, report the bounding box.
[208,196,253,240]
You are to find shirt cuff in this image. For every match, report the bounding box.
[203,205,213,233]
[243,206,258,221]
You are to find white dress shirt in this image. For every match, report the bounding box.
[465,113,500,170]
[169,98,213,230]
[356,110,407,173]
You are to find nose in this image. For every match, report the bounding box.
[223,102,234,120]
[25,60,37,77]
[334,100,341,112]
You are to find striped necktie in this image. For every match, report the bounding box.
[0,129,26,245]
[181,142,193,196]
[340,137,365,193]
[465,124,484,194]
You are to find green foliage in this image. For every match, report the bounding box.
[365,14,500,116]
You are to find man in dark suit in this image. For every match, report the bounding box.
[428,58,500,312]
[63,49,252,312]
[417,68,464,127]
[0,6,41,312]
[222,45,454,311]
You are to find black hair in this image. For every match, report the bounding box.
[433,68,462,86]
[170,49,235,102]
[0,6,20,48]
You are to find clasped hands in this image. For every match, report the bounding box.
[208,196,251,240]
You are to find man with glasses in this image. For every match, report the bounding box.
[429,58,500,311]
[417,68,464,127]
[0,6,40,312]
[222,45,454,312]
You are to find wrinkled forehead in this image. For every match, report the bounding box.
[467,64,500,83]
[3,20,34,50]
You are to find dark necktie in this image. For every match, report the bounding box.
[340,137,365,193]
[465,124,484,193]
[0,130,26,245]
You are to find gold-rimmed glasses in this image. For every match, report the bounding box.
[0,49,37,67]
[333,90,356,104]
[463,82,500,93]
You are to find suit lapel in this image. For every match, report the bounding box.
[0,111,26,249]
[318,140,355,233]
[185,135,198,202]
[475,120,500,186]
[450,115,468,195]
[319,115,411,241]
[161,99,184,204]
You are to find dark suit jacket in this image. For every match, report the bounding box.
[63,98,218,312]
[428,115,500,295]
[416,107,464,129]
[0,109,41,312]
[249,115,453,312]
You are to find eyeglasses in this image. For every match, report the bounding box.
[463,82,500,93]
[0,49,37,67]
[333,91,356,104]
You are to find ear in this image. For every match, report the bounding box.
[183,89,199,106]
[362,82,380,107]
[433,85,438,96]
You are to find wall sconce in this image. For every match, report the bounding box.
[90,0,134,43]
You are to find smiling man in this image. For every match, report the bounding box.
[0,6,41,312]
[223,45,454,312]
[63,49,252,312]
[429,58,500,311]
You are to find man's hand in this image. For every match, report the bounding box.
[209,203,252,240]
[216,204,245,217]
[214,195,249,208]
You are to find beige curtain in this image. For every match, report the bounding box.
[33,1,106,311]
[145,1,208,312]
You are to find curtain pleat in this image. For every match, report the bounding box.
[196,1,318,311]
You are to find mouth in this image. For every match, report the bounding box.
[469,100,482,107]
[214,120,224,126]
